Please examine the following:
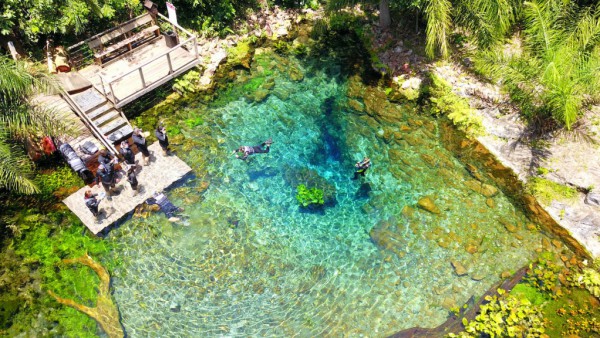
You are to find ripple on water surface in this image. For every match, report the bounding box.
[108,50,566,337]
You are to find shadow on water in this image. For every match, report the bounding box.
[247,166,279,181]
[311,96,344,165]
[355,182,372,200]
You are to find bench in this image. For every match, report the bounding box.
[88,14,160,66]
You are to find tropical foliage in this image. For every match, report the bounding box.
[473,0,600,129]
[0,56,69,194]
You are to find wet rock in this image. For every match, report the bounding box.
[170,302,181,312]
[400,125,411,132]
[585,192,600,206]
[486,198,495,208]
[262,77,275,90]
[551,239,562,249]
[401,205,415,219]
[417,196,441,214]
[501,271,512,278]
[288,66,304,81]
[464,179,499,197]
[471,273,486,281]
[526,223,538,231]
[347,99,364,113]
[369,219,406,259]
[441,297,456,310]
[465,243,478,254]
[500,220,518,233]
[451,261,468,276]
[515,234,524,240]
[273,88,290,101]
[250,88,270,102]
[542,238,552,250]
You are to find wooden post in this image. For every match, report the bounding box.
[166,53,173,74]
[99,75,107,97]
[109,82,117,104]
[139,68,146,88]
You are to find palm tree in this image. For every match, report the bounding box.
[474,0,600,129]
[0,56,65,194]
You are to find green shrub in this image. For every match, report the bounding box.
[35,166,83,200]
[428,73,484,137]
[296,184,324,207]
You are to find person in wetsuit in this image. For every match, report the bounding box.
[95,163,116,200]
[155,123,169,156]
[132,127,150,166]
[98,147,118,167]
[120,140,136,170]
[127,167,139,196]
[146,191,182,222]
[353,157,371,180]
[84,190,103,217]
[232,138,273,160]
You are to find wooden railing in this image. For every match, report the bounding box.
[60,91,119,154]
[99,13,200,107]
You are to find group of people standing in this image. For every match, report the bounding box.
[84,124,171,220]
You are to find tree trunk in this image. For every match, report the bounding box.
[379,0,391,29]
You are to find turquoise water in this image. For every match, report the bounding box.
[108,49,565,336]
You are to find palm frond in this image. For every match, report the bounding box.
[425,0,452,59]
[0,139,39,195]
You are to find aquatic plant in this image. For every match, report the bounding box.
[35,165,83,200]
[523,254,563,297]
[449,290,546,337]
[575,267,600,299]
[296,184,324,207]
[427,73,484,137]
[0,208,115,336]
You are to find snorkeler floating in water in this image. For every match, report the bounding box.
[146,191,184,222]
[232,138,273,160]
[353,156,371,180]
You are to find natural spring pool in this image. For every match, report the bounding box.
[107,47,567,336]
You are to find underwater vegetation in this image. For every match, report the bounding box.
[296,184,325,207]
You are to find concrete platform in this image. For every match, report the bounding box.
[63,142,192,234]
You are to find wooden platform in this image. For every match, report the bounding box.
[78,37,199,107]
[63,142,192,234]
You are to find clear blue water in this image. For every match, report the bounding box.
[106,49,564,336]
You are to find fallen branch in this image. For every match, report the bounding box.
[47,253,124,338]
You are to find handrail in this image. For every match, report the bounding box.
[67,13,153,51]
[156,13,195,37]
[107,36,196,83]
[60,90,118,154]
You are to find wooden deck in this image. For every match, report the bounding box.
[78,36,199,107]
[63,142,192,234]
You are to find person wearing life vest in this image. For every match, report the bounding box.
[127,166,139,196]
[353,156,371,180]
[84,190,103,218]
[146,191,182,222]
[119,140,136,170]
[98,147,118,167]
[232,138,273,160]
[95,163,116,200]
[155,123,169,156]
[132,127,150,166]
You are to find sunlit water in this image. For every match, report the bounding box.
[107,49,566,336]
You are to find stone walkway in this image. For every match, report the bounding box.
[63,142,192,234]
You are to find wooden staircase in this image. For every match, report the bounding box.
[63,87,133,153]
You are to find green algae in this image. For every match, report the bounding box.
[527,177,578,205]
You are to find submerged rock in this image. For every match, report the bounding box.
[451,260,468,276]
[417,196,441,214]
[464,179,498,197]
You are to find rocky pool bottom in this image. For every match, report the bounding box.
[104,48,573,336]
